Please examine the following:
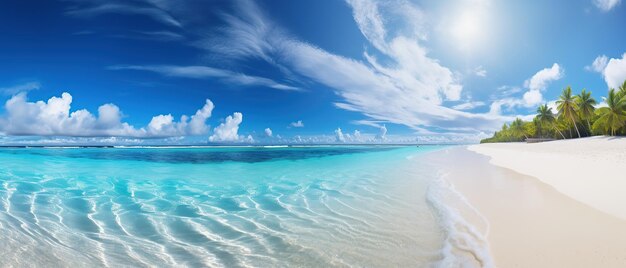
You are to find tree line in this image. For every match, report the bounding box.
[481,80,626,143]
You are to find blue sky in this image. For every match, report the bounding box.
[0,0,625,145]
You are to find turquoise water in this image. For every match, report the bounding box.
[0,145,479,267]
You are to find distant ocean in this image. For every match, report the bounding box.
[0,146,490,267]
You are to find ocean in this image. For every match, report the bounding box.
[0,146,490,267]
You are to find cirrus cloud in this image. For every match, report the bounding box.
[593,0,622,11]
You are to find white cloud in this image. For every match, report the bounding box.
[188,99,215,135]
[264,127,273,137]
[517,63,563,107]
[130,31,184,42]
[493,85,522,99]
[588,53,626,89]
[352,130,363,142]
[594,100,609,108]
[0,136,146,146]
[109,65,301,91]
[488,63,562,117]
[0,92,215,138]
[65,2,182,28]
[522,89,543,107]
[593,0,622,11]
[290,120,304,128]
[603,53,626,89]
[66,0,517,137]
[524,63,563,92]
[209,112,249,142]
[376,125,387,141]
[345,0,388,53]
[194,0,512,135]
[334,127,346,142]
[490,69,557,115]
[452,101,485,110]
[144,99,214,137]
[474,66,487,77]
[0,82,41,96]
[586,55,608,73]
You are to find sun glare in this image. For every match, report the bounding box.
[450,9,488,51]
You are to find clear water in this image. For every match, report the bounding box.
[0,145,481,267]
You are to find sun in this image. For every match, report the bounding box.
[449,9,488,51]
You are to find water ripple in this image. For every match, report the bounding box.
[0,146,451,267]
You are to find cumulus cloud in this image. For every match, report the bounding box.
[290,120,304,128]
[587,54,626,89]
[264,127,273,137]
[334,127,346,142]
[144,99,215,137]
[488,64,562,117]
[586,55,609,73]
[522,89,544,107]
[593,0,622,11]
[188,99,215,134]
[525,63,563,92]
[209,112,251,142]
[602,53,626,89]
[352,130,363,142]
[0,92,215,138]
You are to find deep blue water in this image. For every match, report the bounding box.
[0,146,398,163]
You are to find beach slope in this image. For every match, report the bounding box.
[426,145,626,267]
[468,136,626,220]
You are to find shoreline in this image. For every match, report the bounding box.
[426,145,626,267]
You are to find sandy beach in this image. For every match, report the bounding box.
[426,139,626,267]
[469,136,626,220]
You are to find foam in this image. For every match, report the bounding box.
[426,172,494,267]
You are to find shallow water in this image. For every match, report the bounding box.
[0,146,485,267]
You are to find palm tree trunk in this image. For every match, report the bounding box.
[587,119,592,136]
[553,125,566,139]
[570,115,581,138]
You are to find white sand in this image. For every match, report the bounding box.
[468,136,626,220]
[425,146,626,267]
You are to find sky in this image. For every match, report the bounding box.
[0,0,625,145]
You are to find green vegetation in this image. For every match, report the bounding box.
[481,80,626,143]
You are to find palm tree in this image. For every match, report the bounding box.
[499,123,510,141]
[510,118,527,140]
[576,89,597,134]
[617,80,626,99]
[533,117,543,138]
[593,89,626,136]
[535,104,566,139]
[556,86,581,138]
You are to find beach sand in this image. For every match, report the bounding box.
[469,136,626,220]
[426,143,626,267]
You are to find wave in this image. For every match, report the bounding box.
[426,171,494,268]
